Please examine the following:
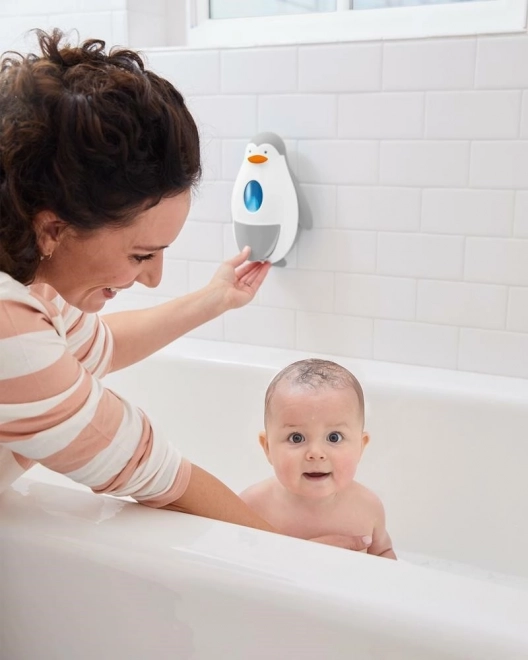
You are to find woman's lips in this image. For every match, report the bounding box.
[103,287,118,299]
[102,284,133,299]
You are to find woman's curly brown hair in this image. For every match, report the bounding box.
[0,28,201,284]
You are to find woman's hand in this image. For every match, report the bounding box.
[103,247,271,371]
[206,246,272,313]
[311,534,372,552]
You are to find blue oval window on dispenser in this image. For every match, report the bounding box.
[243,180,263,212]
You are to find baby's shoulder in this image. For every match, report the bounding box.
[239,477,276,506]
[348,481,386,514]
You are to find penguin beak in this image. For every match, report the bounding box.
[248,155,268,164]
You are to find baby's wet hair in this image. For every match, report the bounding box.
[264,358,365,426]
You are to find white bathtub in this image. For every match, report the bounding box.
[2,338,528,659]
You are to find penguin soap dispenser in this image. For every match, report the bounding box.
[231,132,299,265]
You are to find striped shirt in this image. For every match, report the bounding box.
[0,271,191,507]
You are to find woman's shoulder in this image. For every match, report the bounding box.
[0,272,80,335]
[0,271,30,300]
[1,271,60,313]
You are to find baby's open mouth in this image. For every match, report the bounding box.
[303,472,331,480]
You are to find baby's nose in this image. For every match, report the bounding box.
[306,445,326,460]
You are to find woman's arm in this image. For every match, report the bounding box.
[163,464,277,531]
[103,248,270,372]
[163,463,372,552]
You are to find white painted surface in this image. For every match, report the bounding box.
[187,0,527,48]
[2,338,528,658]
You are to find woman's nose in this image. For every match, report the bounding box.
[136,256,163,288]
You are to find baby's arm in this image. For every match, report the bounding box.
[367,494,397,560]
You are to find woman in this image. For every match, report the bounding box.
[0,29,369,552]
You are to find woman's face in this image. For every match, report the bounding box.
[35,191,191,312]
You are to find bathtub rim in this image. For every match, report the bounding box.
[150,336,528,403]
[2,473,528,660]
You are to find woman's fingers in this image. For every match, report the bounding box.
[312,534,372,551]
[243,261,271,289]
[234,260,260,280]
[219,248,271,302]
[226,245,251,268]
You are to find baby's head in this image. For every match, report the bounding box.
[260,359,369,500]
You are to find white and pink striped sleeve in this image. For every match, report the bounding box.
[0,276,191,506]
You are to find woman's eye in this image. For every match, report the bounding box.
[288,433,305,444]
[133,254,155,263]
[327,432,343,443]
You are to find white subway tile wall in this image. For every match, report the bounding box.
[380,141,470,187]
[222,48,297,94]
[374,319,459,370]
[383,40,476,91]
[425,91,521,140]
[145,50,221,97]
[297,140,379,185]
[0,3,128,53]
[188,96,258,139]
[507,287,528,333]
[514,192,528,237]
[2,7,528,379]
[258,94,336,139]
[339,92,424,139]
[299,44,382,93]
[470,142,528,189]
[297,312,373,359]
[422,189,514,236]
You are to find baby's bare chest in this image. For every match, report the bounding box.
[269,497,375,540]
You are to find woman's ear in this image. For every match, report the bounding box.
[33,211,68,257]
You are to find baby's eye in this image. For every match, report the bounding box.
[288,432,305,444]
[327,432,343,443]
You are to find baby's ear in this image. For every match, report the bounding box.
[258,431,271,462]
[361,432,370,454]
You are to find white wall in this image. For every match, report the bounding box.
[2,3,528,379]
[0,0,168,53]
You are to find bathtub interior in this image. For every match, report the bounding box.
[4,339,528,660]
[100,340,528,586]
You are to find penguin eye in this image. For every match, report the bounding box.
[264,150,267,154]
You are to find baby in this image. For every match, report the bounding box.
[240,358,396,559]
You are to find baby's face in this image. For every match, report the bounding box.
[262,384,369,500]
